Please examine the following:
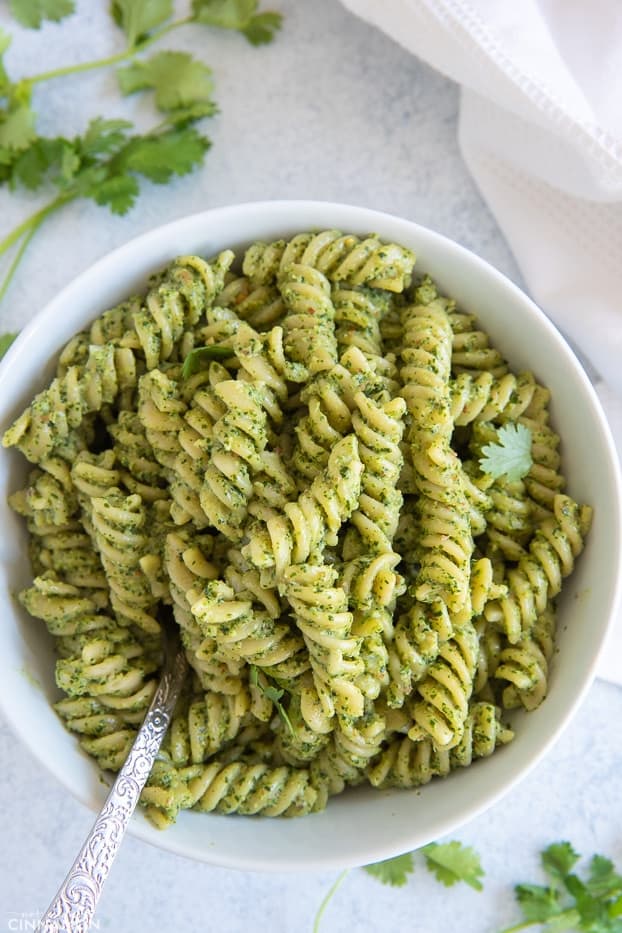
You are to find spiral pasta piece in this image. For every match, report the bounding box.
[131,252,233,370]
[243,229,415,292]
[88,489,160,634]
[54,624,159,704]
[233,322,307,400]
[281,562,364,722]
[368,700,512,788]
[166,687,255,766]
[332,283,392,361]
[3,343,137,464]
[137,369,186,469]
[291,348,380,483]
[310,706,386,805]
[217,275,285,329]
[19,571,109,636]
[407,621,479,749]
[163,530,245,696]
[385,600,453,708]
[450,370,546,426]
[400,295,473,613]
[200,379,273,540]
[485,494,591,642]
[141,755,317,826]
[495,604,556,710]
[188,579,309,686]
[447,303,507,377]
[243,434,363,579]
[279,263,338,375]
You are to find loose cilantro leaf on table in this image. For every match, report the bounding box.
[479,422,533,483]
[110,0,174,48]
[586,856,622,901]
[501,842,622,933]
[422,841,485,891]
[0,103,37,157]
[543,842,581,885]
[192,0,282,45]
[117,51,217,116]
[363,852,415,887]
[9,0,75,29]
[316,841,484,931]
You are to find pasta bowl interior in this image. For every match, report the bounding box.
[0,201,620,872]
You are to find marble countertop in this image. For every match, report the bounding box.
[1,2,619,931]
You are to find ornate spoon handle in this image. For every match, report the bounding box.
[39,642,188,933]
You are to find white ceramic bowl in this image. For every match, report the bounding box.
[0,201,620,872]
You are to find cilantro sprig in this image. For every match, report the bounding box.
[479,422,533,483]
[364,842,483,891]
[0,0,282,317]
[315,841,484,930]
[501,842,622,933]
[249,664,294,736]
[0,118,210,303]
[8,0,75,29]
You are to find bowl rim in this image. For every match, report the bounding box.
[1,199,621,872]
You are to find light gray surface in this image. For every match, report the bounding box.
[0,2,619,931]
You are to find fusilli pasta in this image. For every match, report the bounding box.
[3,229,591,826]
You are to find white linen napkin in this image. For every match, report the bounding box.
[340,0,622,684]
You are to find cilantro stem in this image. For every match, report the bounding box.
[23,17,193,89]
[0,193,73,305]
[0,194,71,259]
[313,870,350,933]
[0,224,37,305]
[498,909,580,933]
[498,921,536,933]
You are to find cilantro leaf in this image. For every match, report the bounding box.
[117,51,215,115]
[363,852,415,887]
[241,10,282,45]
[503,843,622,933]
[515,883,563,924]
[192,0,256,29]
[586,856,622,900]
[192,0,282,45]
[422,841,484,891]
[247,664,294,736]
[80,117,133,157]
[110,0,173,48]
[479,422,533,483]
[565,873,614,930]
[9,0,75,28]
[6,136,67,189]
[0,333,17,359]
[92,173,140,214]
[0,104,37,154]
[263,684,284,703]
[0,30,13,94]
[542,842,581,886]
[118,126,211,183]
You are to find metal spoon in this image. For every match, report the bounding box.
[39,623,188,933]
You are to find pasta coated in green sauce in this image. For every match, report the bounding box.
[3,231,592,827]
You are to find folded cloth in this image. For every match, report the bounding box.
[341,0,622,684]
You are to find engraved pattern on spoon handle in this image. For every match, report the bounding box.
[39,649,187,933]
